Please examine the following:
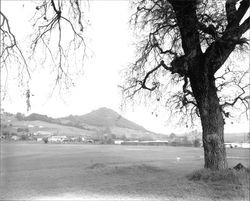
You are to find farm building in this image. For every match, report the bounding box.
[48,136,67,143]
[241,142,250,148]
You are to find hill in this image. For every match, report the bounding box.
[58,107,146,131]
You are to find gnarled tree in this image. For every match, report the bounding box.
[123,0,249,170]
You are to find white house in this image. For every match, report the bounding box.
[114,140,124,145]
[224,143,241,148]
[36,137,43,142]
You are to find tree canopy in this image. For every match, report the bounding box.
[123,0,249,126]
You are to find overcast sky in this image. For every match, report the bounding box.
[1,1,249,134]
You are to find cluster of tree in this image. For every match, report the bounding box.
[2,131,32,141]
[169,134,202,147]
[15,113,25,121]
[92,134,116,145]
[25,113,54,122]
[17,127,29,133]
[2,131,16,140]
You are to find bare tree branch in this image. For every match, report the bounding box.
[0,11,31,78]
[29,0,87,90]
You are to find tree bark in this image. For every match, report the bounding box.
[190,61,228,170]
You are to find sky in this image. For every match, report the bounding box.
[1,1,249,135]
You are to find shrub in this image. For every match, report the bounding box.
[43,137,48,144]
[193,139,201,147]
[2,124,7,128]
[3,131,10,136]
[77,136,82,142]
[21,134,29,141]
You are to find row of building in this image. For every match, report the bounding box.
[224,142,250,149]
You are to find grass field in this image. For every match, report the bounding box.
[0,143,249,201]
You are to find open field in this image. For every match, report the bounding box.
[0,143,249,201]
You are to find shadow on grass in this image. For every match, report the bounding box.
[87,163,106,169]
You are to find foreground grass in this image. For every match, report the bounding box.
[0,143,249,201]
[187,168,250,200]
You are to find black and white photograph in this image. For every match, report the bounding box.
[0,0,249,200]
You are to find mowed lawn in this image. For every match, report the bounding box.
[0,143,249,201]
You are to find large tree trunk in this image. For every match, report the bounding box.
[190,63,228,170]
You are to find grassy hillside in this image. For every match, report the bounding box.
[13,120,95,137]
[59,107,147,131]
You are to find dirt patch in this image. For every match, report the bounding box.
[87,163,106,169]
[105,164,164,175]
